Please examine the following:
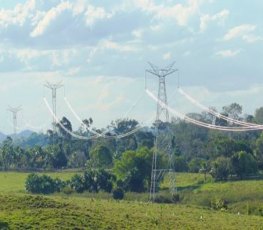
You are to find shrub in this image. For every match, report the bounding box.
[188,158,204,173]
[70,169,114,193]
[25,173,63,194]
[211,198,228,210]
[61,186,74,195]
[210,157,232,181]
[113,187,124,200]
[70,174,85,193]
[154,195,173,203]
[172,193,180,203]
[173,156,188,172]
[231,151,258,179]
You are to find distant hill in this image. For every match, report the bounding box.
[16,130,34,139]
[0,130,35,143]
[0,130,48,147]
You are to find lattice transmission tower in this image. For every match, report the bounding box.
[44,81,63,132]
[146,62,177,201]
[8,106,22,135]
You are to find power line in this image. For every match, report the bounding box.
[64,97,103,137]
[44,97,154,140]
[146,88,263,132]
[178,87,263,128]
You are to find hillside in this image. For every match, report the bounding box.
[1,194,263,229]
[0,172,263,229]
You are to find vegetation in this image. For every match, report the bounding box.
[0,171,263,228]
[114,147,152,192]
[25,173,64,194]
[0,103,263,228]
[0,193,263,229]
[112,187,124,200]
[1,105,262,183]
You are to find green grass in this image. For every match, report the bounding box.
[181,180,263,214]
[1,194,263,229]
[0,171,79,193]
[1,171,263,229]
[161,172,212,190]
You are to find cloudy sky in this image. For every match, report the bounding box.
[0,0,263,134]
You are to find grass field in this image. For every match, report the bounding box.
[0,171,263,229]
[1,194,263,229]
[0,171,78,193]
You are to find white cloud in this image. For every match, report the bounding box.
[157,0,203,26]
[0,0,36,27]
[30,1,72,37]
[85,5,111,27]
[242,34,263,43]
[72,0,86,16]
[223,24,256,41]
[132,29,143,39]
[99,40,138,52]
[163,52,172,60]
[215,49,241,58]
[134,0,206,26]
[200,9,229,32]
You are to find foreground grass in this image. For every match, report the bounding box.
[1,171,263,228]
[1,194,263,229]
[182,180,263,215]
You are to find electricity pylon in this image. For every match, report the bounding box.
[146,62,177,201]
[44,81,63,132]
[8,106,22,135]
[147,62,177,122]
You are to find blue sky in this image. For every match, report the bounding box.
[0,0,263,134]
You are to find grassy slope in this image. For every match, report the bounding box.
[0,172,263,229]
[182,180,263,215]
[1,194,263,229]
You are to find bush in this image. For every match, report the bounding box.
[172,193,180,203]
[70,174,85,193]
[70,169,114,193]
[210,157,232,181]
[61,186,74,195]
[113,187,124,200]
[173,156,188,172]
[25,173,63,194]
[231,151,258,179]
[188,158,204,173]
[211,198,228,210]
[154,195,173,203]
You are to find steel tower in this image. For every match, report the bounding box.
[147,62,177,122]
[8,106,22,135]
[44,81,63,132]
[146,62,177,201]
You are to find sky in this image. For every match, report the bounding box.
[0,0,263,134]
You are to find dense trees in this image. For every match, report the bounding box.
[1,102,263,185]
[210,157,232,180]
[26,169,114,195]
[89,145,112,168]
[231,151,257,179]
[114,147,152,192]
[70,168,114,193]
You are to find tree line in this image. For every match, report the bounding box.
[1,103,263,191]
